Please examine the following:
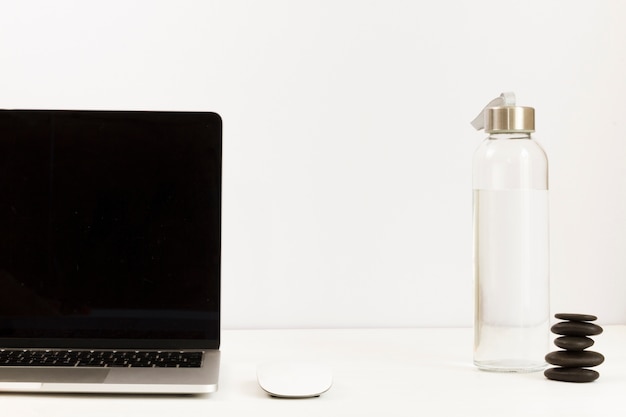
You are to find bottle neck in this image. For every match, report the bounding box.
[488,132,532,140]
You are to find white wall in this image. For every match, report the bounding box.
[2,0,625,328]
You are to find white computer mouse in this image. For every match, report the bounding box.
[257,361,332,398]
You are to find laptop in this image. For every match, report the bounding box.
[0,110,221,394]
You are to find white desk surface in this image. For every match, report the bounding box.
[3,326,625,416]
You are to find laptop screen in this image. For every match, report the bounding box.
[0,110,221,349]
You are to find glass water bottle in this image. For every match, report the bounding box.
[471,94,550,372]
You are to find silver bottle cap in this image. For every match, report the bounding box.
[484,106,534,133]
[471,92,535,133]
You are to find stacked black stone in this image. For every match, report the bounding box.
[544,313,604,383]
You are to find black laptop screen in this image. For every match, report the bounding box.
[0,110,221,349]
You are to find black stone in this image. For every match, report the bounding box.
[554,313,597,322]
[545,367,599,383]
[554,336,594,351]
[545,351,604,368]
[551,321,603,336]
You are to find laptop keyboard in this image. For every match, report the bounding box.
[0,350,203,368]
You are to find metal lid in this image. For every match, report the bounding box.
[484,106,535,133]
